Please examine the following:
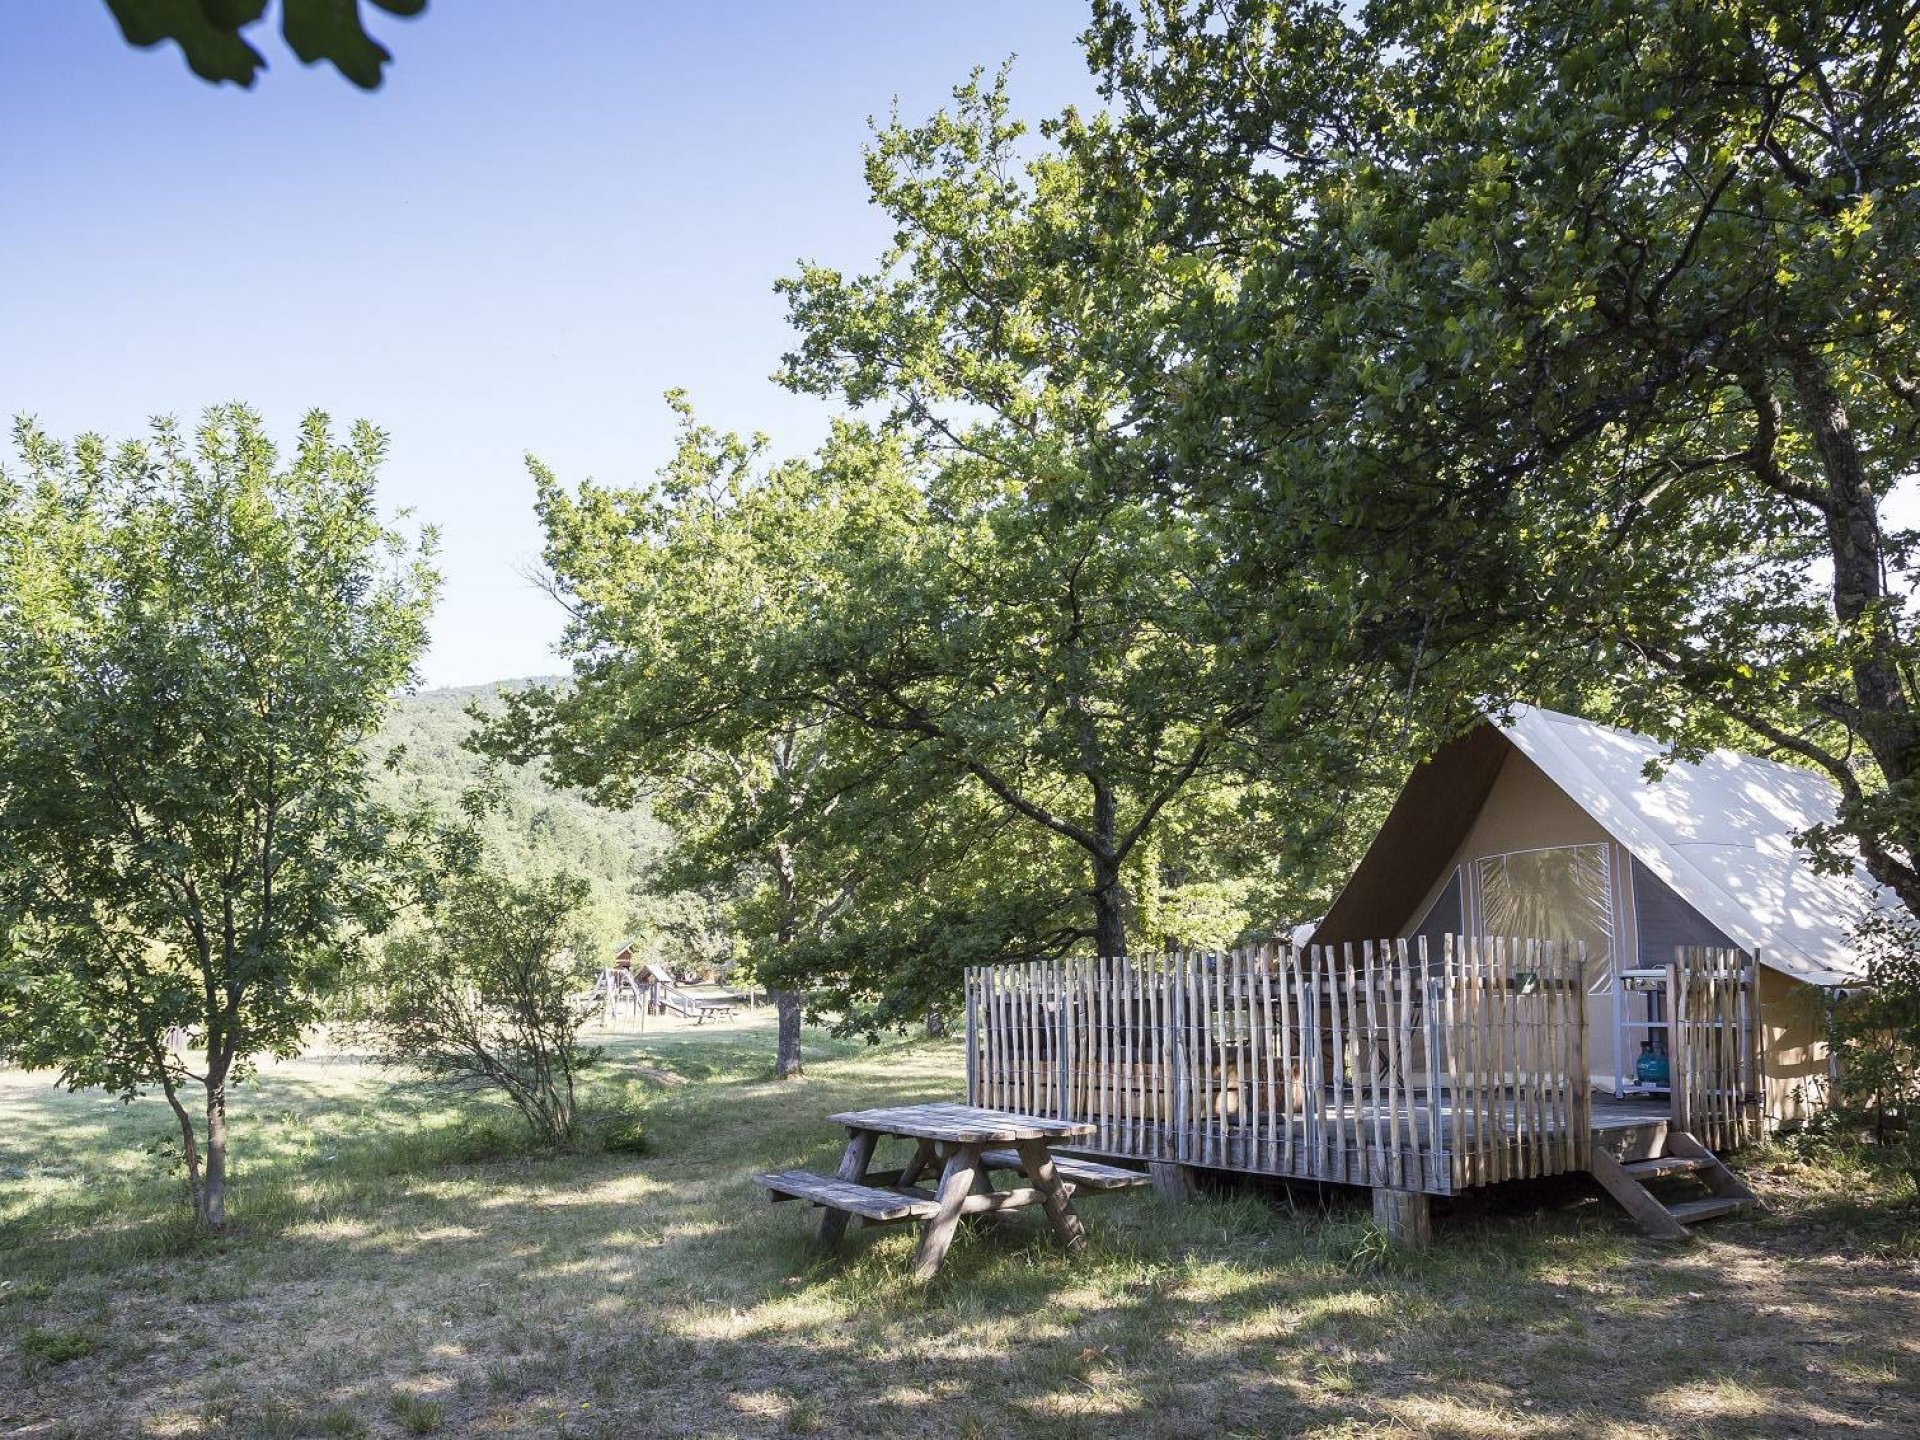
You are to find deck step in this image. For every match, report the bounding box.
[752,1170,941,1221]
[1589,1130,1760,1238]
[1622,1155,1712,1180]
[1665,1195,1751,1226]
[978,1149,1152,1190]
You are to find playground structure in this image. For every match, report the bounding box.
[587,951,739,1029]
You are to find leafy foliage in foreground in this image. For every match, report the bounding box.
[104,0,426,89]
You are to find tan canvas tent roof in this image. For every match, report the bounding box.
[1312,706,1881,986]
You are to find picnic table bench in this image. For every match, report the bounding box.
[753,1102,1149,1280]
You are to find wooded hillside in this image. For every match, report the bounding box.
[372,679,670,950]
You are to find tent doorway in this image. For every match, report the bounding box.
[1414,842,1624,1087]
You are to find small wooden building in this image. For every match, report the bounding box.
[965,709,1879,1239]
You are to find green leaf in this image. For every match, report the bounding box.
[280,0,402,89]
[103,0,425,88]
[106,0,270,87]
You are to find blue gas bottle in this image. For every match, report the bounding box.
[1635,1041,1670,1087]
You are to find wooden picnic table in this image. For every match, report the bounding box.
[756,1102,1135,1281]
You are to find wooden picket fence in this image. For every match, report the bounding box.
[965,937,1591,1197]
[1669,946,1762,1151]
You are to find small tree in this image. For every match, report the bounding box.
[370,868,599,1146]
[0,406,437,1227]
[481,404,903,1080]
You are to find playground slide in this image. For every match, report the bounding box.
[656,984,699,1017]
[656,982,735,1022]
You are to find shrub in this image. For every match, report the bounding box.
[594,1110,652,1155]
[368,868,599,1147]
[1327,1220,1402,1277]
[1829,911,1920,1192]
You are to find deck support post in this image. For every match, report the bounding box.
[1148,1160,1198,1204]
[1370,1187,1431,1248]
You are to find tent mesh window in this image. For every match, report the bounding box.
[1470,844,1615,975]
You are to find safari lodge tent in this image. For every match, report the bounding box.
[964,708,1877,1239]
[1310,706,1868,1127]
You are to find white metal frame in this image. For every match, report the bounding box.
[1611,967,1671,1099]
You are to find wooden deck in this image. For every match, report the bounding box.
[1591,1093,1674,1131]
[1050,1089,1697,1193]
[1588,1093,1703,1163]
[967,943,1758,1198]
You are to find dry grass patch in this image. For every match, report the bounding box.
[2,1008,1916,1439]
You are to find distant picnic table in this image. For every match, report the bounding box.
[754,1101,1149,1280]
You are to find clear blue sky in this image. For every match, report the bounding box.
[0,3,1100,687]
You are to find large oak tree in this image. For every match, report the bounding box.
[1092,0,1920,914]
[775,73,1407,961]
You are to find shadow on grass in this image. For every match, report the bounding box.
[2,1027,1915,1440]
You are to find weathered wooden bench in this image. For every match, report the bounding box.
[753,1166,1078,1220]
[977,1149,1151,1191]
[752,1169,941,1222]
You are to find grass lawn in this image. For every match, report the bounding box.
[2,1007,1916,1440]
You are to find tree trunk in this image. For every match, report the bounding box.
[201,1079,228,1228]
[772,988,804,1079]
[1088,772,1127,959]
[768,834,806,1080]
[924,1009,948,1039]
[1789,350,1920,784]
[160,1075,204,1220]
[1784,349,1920,914]
[1090,851,1128,959]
